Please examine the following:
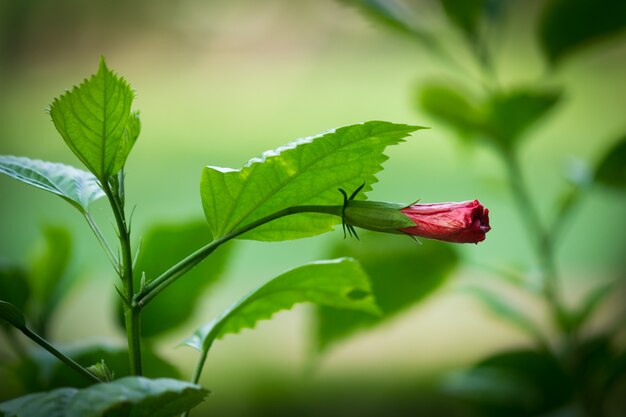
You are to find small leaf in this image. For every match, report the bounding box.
[483,88,561,147]
[184,258,380,352]
[117,221,233,338]
[200,121,422,241]
[439,0,486,40]
[460,286,545,344]
[0,377,208,417]
[539,0,626,65]
[48,57,138,180]
[595,134,626,191]
[0,301,26,330]
[316,234,458,351]
[0,156,104,213]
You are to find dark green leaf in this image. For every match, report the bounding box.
[184,258,380,352]
[443,350,572,417]
[539,0,626,65]
[315,234,458,351]
[48,57,138,180]
[0,301,26,330]
[0,156,104,213]
[200,121,422,241]
[595,134,626,191]
[124,221,232,338]
[460,286,546,344]
[0,264,30,327]
[0,376,208,417]
[418,83,484,139]
[439,0,485,40]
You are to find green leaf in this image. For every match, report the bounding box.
[418,83,484,139]
[460,286,545,344]
[184,258,380,352]
[48,57,138,180]
[119,221,232,338]
[595,134,626,191]
[0,301,26,330]
[0,376,208,417]
[483,88,561,147]
[0,156,104,213]
[200,121,422,241]
[0,264,30,327]
[539,0,626,65]
[315,234,458,351]
[439,0,485,40]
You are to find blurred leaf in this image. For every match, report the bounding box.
[595,134,626,191]
[569,282,614,331]
[419,83,484,139]
[443,349,571,417]
[0,301,26,330]
[439,0,485,40]
[484,88,561,147]
[0,264,30,327]
[184,258,380,352]
[121,220,232,338]
[0,156,104,213]
[460,286,546,344]
[316,234,458,351]
[200,121,422,241]
[539,0,626,65]
[0,376,208,417]
[48,57,138,180]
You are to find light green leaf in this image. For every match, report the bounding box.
[595,134,626,191]
[0,156,104,212]
[117,221,233,338]
[316,234,458,351]
[0,301,26,330]
[0,376,208,417]
[200,121,422,241]
[48,57,138,180]
[184,258,380,352]
[539,0,626,65]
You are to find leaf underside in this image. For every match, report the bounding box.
[201,121,423,241]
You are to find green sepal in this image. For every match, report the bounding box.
[343,200,415,233]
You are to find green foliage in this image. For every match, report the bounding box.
[595,134,626,191]
[184,258,380,353]
[48,58,139,181]
[0,376,208,417]
[316,234,458,351]
[0,265,29,327]
[0,301,26,330]
[200,121,422,241]
[439,0,485,40]
[121,221,233,338]
[0,156,104,213]
[539,0,626,65]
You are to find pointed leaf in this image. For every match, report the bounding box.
[201,121,422,241]
[0,301,26,330]
[0,156,104,212]
[316,234,458,351]
[118,221,233,338]
[539,0,626,65]
[48,58,138,180]
[595,134,626,191]
[184,258,380,352]
[0,377,208,417]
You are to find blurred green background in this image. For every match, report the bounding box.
[0,0,625,415]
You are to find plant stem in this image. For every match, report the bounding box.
[84,212,119,274]
[18,325,101,383]
[102,180,142,376]
[135,205,342,308]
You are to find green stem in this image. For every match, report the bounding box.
[102,180,142,376]
[84,212,119,274]
[135,205,342,309]
[18,325,101,383]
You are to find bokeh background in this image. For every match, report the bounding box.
[1,0,625,415]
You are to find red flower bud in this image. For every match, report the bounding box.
[399,200,491,244]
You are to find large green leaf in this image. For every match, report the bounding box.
[539,0,626,65]
[120,221,232,338]
[315,234,458,351]
[48,57,139,180]
[184,258,380,352]
[0,376,208,417]
[200,121,422,241]
[595,134,626,191]
[0,156,104,213]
